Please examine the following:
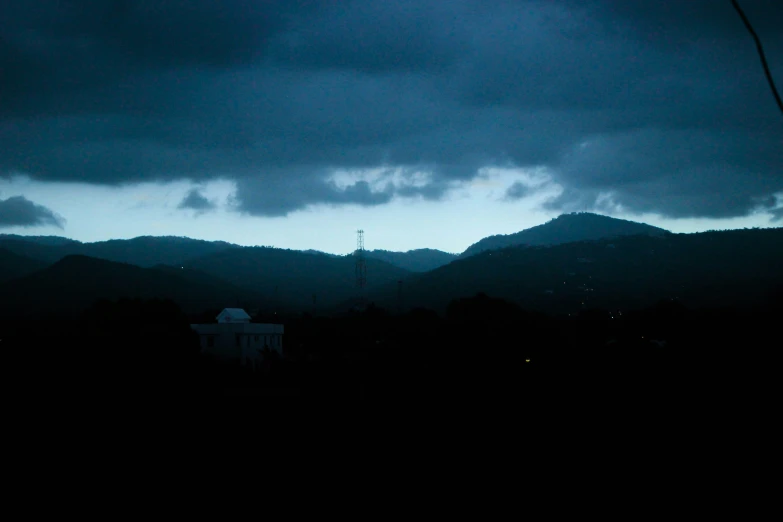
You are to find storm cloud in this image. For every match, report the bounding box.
[504,182,533,201]
[1,0,781,218]
[178,188,216,213]
[0,195,65,228]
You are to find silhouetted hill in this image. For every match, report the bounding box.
[0,234,80,246]
[0,239,63,263]
[0,255,259,317]
[149,264,263,306]
[302,249,341,258]
[364,249,457,272]
[1,235,454,273]
[76,236,242,267]
[461,212,668,257]
[373,228,783,314]
[0,235,240,267]
[186,247,411,311]
[0,248,48,284]
[0,234,455,273]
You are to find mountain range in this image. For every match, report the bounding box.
[0,235,241,267]
[374,227,783,315]
[2,213,780,319]
[0,212,662,271]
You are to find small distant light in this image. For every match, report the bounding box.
[525,359,531,363]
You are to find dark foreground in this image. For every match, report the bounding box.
[2,294,780,405]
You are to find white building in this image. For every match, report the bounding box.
[191,308,284,365]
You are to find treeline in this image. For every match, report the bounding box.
[2,299,203,399]
[376,227,783,315]
[5,289,780,403]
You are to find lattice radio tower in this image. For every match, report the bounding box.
[355,229,367,305]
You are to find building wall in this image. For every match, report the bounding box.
[191,323,284,363]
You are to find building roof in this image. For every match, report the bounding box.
[217,308,251,323]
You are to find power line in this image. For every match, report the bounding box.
[731,0,783,115]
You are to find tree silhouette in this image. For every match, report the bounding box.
[731,0,783,114]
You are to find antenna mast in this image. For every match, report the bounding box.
[355,229,367,307]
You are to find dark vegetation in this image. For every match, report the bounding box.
[1,215,781,402]
[0,235,414,312]
[3,291,780,402]
[2,299,205,400]
[377,227,783,315]
[0,248,48,283]
[184,246,410,311]
[0,255,255,317]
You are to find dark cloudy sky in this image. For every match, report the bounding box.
[1,0,781,253]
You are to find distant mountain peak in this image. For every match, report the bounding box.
[461,213,668,258]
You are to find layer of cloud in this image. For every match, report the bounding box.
[1,0,781,218]
[178,188,216,213]
[0,195,65,228]
[504,182,533,201]
[232,172,395,217]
